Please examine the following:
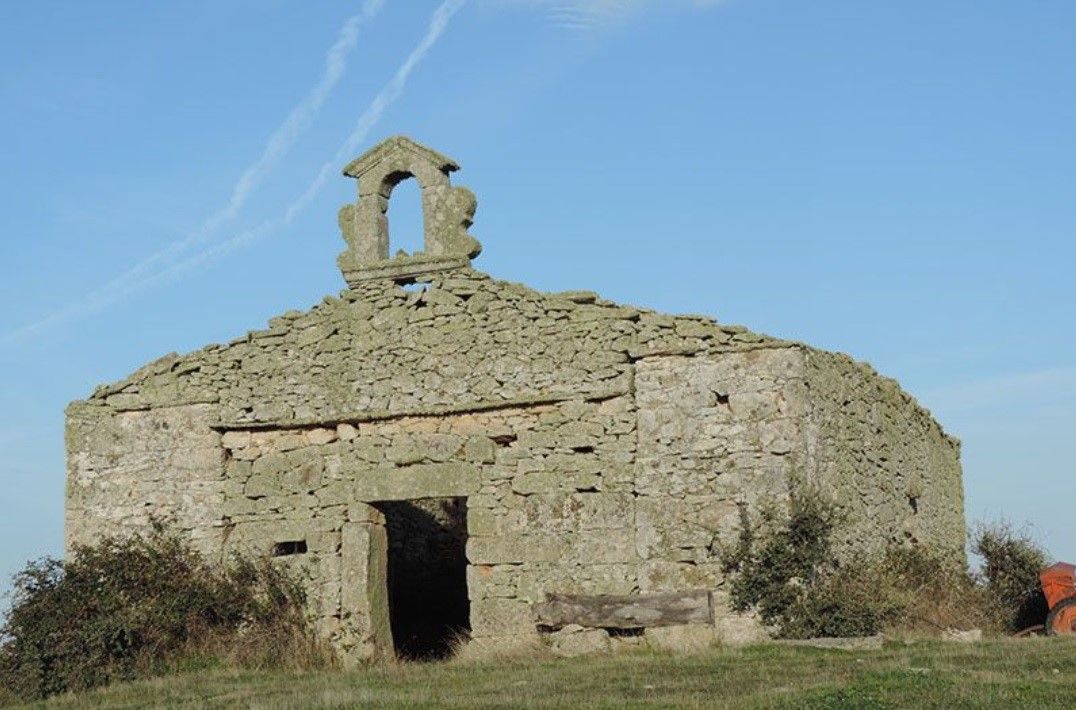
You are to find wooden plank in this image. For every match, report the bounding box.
[534,590,713,630]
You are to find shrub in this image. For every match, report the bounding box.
[778,560,898,639]
[973,522,1050,632]
[726,488,841,620]
[724,485,876,638]
[722,486,1018,639]
[877,546,996,634]
[0,526,326,701]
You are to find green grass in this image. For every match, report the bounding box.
[8,637,1076,709]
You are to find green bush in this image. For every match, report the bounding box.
[973,522,1050,632]
[726,486,840,624]
[721,487,1036,639]
[779,561,897,639]
[723,485,879,638]
[0,526,324,701]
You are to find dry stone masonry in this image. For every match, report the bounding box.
[65,137,965,661]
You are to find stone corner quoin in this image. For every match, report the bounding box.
[64,136,965,661]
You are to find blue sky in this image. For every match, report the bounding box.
[1,0,1073,592]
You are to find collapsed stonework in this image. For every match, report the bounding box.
[65,136,964,661]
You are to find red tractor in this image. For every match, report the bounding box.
[1041,562,1076,636]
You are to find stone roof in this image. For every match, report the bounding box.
[82,269,790,422]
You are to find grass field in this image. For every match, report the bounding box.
[7,637,1072,709]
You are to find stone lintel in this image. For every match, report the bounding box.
[340,254,470,286]
[349,463,480,501]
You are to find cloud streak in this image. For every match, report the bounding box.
[502,0,729,31]
[1,1,386,345]
[219,0,388,228]
[154,0,469,282]
[0,0,469,344]
[920,365,1076,415]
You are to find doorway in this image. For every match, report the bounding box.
[373,497,470,660]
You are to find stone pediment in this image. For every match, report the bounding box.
[342,135,459,180]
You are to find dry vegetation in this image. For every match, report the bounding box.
[721,486,1051,639]
[3,637,1072,709]
[0,527,330,702]
[0,503,1061,706]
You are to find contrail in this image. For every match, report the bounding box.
[218,0,389,229]
[97,0,386,290]
[155,0,468,282]
[1,2,386,346]
[286,0,467,223]
[0,0,466,346]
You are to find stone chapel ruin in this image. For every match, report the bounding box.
[66,136,965,660]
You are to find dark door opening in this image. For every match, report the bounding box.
[373,497,470,660]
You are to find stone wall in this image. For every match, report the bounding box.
[82,269,779,425]
[65,266,964,660]
[800,349,965,559]
[65,402,226,554]
[208,393,641,656]
[633,348,808,596]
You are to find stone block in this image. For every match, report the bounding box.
[276,433,307,452]
[466,506,499,536]
[351,463,479,501]
[245,474,279,499]
[468,598,535,636]
[282,459,324,493]
[306,428,338,446]
[638,560,721,592]
[467,534,564,564]
[454,634,541,661]
[463,435,497,463]
[713,613,770,645]
[523,564,639,598]
[943,628,982,643]
[317,481,355,506]
[546,625,611,657]
[231,446,261,461]
[221,430,251,450]
[563,529,638,565]
[385,440,426,465]
[645,625,717,653]
[710,590,770,645]
[252,452,290,477]
[511,470,560,495]
[758,418,799,455]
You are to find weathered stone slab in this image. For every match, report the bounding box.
[534,590,713,630]
[350,463,479,501]
[467,534,564,564]
[546,625,612,656]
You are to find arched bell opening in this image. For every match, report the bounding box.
[336,136,482,286]
[383,174,426,258]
